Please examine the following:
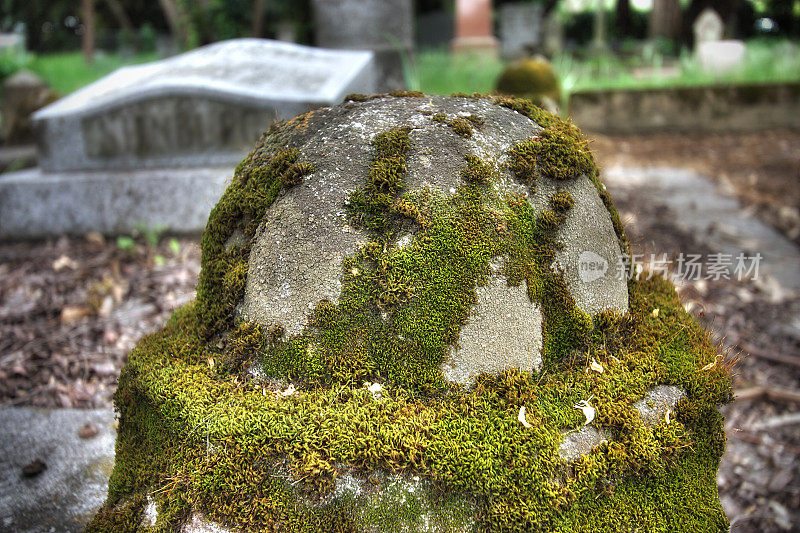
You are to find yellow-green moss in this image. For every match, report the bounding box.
[90,96,729,532]
[495,95,629,256]
[510,128,594,182]
[429,112,477,138]
[89,276,731,532]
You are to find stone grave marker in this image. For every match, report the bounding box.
[696,40,746,75]
[0,39,376,239]
[312,0,413,92]
[693,8,724,46]
[452,0,499,53]
[499,2,544,59]
[1,70,57,145]
[0,31,24,54]
[88,94,732,532]
[693,9,744,75]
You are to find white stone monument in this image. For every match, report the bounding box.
[693,9,745,76]
[0,39,376,239]
[693,8,724,46]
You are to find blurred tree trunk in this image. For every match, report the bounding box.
[157,0,189,48]
[615,0,632,39]
[104,0,134,36]
[82,0,95,63]
[592,0,606,50]
[252,0,265,37]
[593,0,607,50]
[649,0,682,40]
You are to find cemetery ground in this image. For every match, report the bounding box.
[1,128,798,531]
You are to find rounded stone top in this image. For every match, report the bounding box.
[199,93,629,389]
[495,58,561,103]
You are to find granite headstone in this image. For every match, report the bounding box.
[0,39,376,239]
[499,3,544,59]
[312,0,413,92]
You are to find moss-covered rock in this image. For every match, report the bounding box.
[495,58,561,111]
[88,94,732,533]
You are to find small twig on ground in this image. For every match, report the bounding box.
[730,430,800,455]
[740,342,800,369]
[750,412,800,431]
[734,386,800,404]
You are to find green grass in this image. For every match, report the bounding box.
[26,51,159,96]
[413,38,800,99]
[410,48,505,95]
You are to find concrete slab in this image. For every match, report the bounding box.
[0,407,116,533]
[0,166,231,239]
[603,166,800,297]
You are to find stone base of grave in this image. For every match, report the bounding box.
[0,166,231,239]
[0,408,116,533]
[451,36,499,54]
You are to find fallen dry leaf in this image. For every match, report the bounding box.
[60,305,92,324]
[700,354,724,372]
[588,358,604,374]
[574,397,596,426]
[52,254,78,271]
[78,421,99,439]
[518,406,532,428]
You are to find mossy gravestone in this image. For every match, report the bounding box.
[89,94,732,532]
[495,58,561,112]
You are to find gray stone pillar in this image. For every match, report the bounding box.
[312,0,414,92]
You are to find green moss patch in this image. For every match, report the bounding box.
[89,276,731,532]
[495,58,560,103]
[429,112,479,138]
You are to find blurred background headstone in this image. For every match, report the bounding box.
[1,70,57,146]
[311,0,414,92]
[694,8,744,75]
[693,8,724,47]
[499,3,544,59]
[0,39,376,239]
[452,0,498,54]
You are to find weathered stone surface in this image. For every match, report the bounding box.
[237,95,629,381]
[33,39,376,172]
[534,176,628,315]
[633,385,687,426]
[559,385,686,461]
[442,261,543,383]
[559,425,612,462]
[0,408,116,533]
[239,195,370,336]
[159,471,476,533]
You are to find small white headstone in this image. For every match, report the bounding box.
[693,8,724,46]
[697,40,746,75]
